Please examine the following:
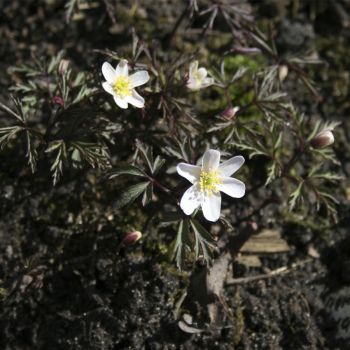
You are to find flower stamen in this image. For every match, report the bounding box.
[113,76,132,97]
[193,71,203,84]
[199,170,222,196]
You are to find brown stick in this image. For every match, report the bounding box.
[226,258,314,285]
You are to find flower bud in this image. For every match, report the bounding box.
[20,275,33,292]
[220,106,239,119]
[278,65,288,82]
[52,96,65,107]
[311,129,334,149]
[122,231,142,245]
[58,59,70,75]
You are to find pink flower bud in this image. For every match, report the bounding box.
[58,59,70,75]
[311,130,334,149]
[52,96,65,107]
[220,106,239,119]
[122,231,142,245]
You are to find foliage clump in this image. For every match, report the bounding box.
[0,0,342,271]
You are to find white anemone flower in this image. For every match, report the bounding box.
[102,60,149,109]
[187,61,214,90]
[177,149,245,222]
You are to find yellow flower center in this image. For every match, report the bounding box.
[113,76,132,97]
[193,71,204,84]
[199,170,222,195]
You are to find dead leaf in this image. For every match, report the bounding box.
[237,254,262,267]
[240,229,290,254]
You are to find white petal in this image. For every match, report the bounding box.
[201,192,221,222]
[126,90,144,108]
[180,185,201,215]
[114,95,128,109]
[115,59,128,77]
[218,156,245,177]
[202,77,214,87]
[130,71,149,88]
[218,177,245,198]
[187,78,199,90]
[102,82,114,95]
[197,67,207,79]
[202,149,220,171]
[102,62,116,84]
[177,163,201,184]
[189,61,198,76]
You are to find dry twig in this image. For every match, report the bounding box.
[226,258,314,286]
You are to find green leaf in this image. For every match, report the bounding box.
[173,219,191,270]
[109,164,147,179]
[299,75,320,99]
[164,137,192,162]
[70,142,110,169]
[136,140,154,172]
[190,219,216,265]
[65,0,80,23]
[317,190,339,205]
[115,181,150,209]
[142,182,153,206]
[46,140,67,185]
[48,50,65,74]
[230,67,248,83]
[307,120,322,142]
[46,140,65,153]
[26,131,38,173]
[0,100,24,123]
[249,31,275,56]
[152,156,165,175]
[159,212,183,227]
[288,181,304,211]
[234,142,269,158]
[265,161,281,185]
[274,131,283,150]
[311,172,342,182]
[0,126,23,150]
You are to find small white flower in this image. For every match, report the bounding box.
[177,149,245,222]
[187,61,214,90]
[101,60,149,109]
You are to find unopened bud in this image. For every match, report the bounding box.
[122,231,142,245]
[32,274,44,289]
[311,130,334,149]
[278,65,288,82]
[220,106,239,119]
[52,95,65,107]
[239,221,258,235]
[20,275,33,292]
[58,59,70,75]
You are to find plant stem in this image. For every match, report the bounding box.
[148,175,171,194]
